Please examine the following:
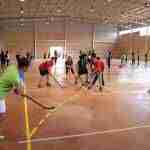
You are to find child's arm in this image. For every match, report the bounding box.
[13,78,26,96]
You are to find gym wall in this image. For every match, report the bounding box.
[114,32,150,59]
[0,21,118,59]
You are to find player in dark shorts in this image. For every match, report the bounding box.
[75,54,88,86]
[107,51,112,72]
[5,51,10,66]
[145,53,148,66]
[38,57,55,88]
[65,56,76,81]
[54,50,58,64]
[0,50,6,72]
[87,52,97,84]
[131,51,135,65]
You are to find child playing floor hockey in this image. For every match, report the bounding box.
[88,57,105,91]
[75,54,88,86]
[38,57,55,88]
[65,56,76,81]
[0,56,30,139]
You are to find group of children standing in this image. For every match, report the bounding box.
[38,51,106,91]
[65,52,105,91]
[120,51,149,66]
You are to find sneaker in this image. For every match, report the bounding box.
[88,86,92,90]
[99,87,102,91]
[74,80,78,85]
[0,136,5,140]
[38,84,42,88]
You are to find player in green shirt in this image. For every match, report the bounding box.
[0,56,29,114]
[0,56,30,139]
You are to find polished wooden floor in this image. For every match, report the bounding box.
[1,59,150,150]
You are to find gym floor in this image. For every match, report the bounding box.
[1,59,150,150]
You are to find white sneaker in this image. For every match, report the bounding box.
[0,136,5,140]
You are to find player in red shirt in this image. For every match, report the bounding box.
[88,57,105,91]
[38,57,55,88]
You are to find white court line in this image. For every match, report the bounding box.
[19,124,150,144]
[91,90,147,95]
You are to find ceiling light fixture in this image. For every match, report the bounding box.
[144,1,150,8]
[19,0,25,2]
[56,7,62,13]
[107,0,112,2]
[45,21,50,25]
[20,7,24,14]
[89,5,95,13]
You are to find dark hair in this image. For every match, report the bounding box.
[92,53,96,57]
[97,57,100,60]
[16,54,20,61]
[16,56,30,68]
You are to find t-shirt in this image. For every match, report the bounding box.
[0,65,20,99]
[39,60,53,71]
[95,60,105,72]
[78,57,88,74]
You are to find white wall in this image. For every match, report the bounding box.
[95,24,118,42]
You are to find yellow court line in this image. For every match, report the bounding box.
[24,89,32,150]
[30,93,82,138]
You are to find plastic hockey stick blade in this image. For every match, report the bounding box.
[21,94,56,110]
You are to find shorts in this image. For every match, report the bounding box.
[0,99,6,114]
[66,67,74,74]
[1,60,5,65]
[78,69,88,75]
[39,69,49,76]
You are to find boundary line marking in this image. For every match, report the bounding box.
[24,88,32,150]
[20,124,150,144]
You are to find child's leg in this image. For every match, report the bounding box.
[0,100,6,118]
[65,67,69,80]
[46,74,51,87]
[75,74,83,85]
[74,73,78,84]
[0,99,6,139]
[1,64,5,72]
[121,58,123,64]
[88,72,98,89]
[98,73,102,91]
[71,67,76,82]
[101,72,105,86]
[108,59,111,71]
[85,72,88,83]
[38,76,43,88]
[38,69,43,87]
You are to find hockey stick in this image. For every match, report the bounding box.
[21,94,56,110]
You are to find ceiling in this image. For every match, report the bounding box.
[0,0,150,29]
